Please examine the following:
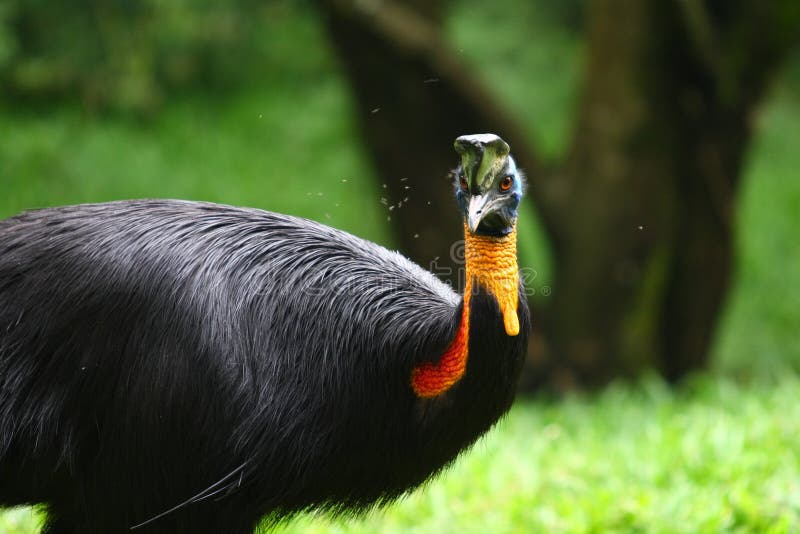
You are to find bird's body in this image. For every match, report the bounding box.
[0,134,530,533]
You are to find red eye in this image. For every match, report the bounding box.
[500,176,514,191]
[459,176,469,191]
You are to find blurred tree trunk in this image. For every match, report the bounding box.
[545,0,799,385]
[321,0,799,388]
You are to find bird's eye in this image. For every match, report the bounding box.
[459,176,469,191]
[500,176,514,191]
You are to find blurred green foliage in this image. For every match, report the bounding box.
[715,80,800,374]
[0,1,389,243]
[448,0,584,161]
[0,0,273,114]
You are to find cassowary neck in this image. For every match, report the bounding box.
[411,223,519,398]
[463,223,520,336]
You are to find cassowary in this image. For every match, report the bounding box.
[0,134,530,533]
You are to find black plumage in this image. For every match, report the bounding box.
[0,137,530,533]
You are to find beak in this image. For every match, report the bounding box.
[467,195,492,233]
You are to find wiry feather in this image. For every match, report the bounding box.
[0,200,528,533]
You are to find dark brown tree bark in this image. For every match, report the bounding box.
[320,0,799,388]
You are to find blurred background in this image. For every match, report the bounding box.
[1,0,799,532]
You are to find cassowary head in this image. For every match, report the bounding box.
[454,133,524,237]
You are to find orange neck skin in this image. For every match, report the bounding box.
[411,223,519,398]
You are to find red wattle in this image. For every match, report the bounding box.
[411,305,469,398]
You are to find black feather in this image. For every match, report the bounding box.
[0,200,529,533]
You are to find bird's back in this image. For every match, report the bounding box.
[0,200,528,530]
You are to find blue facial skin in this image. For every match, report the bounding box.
[455,155,524,237]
